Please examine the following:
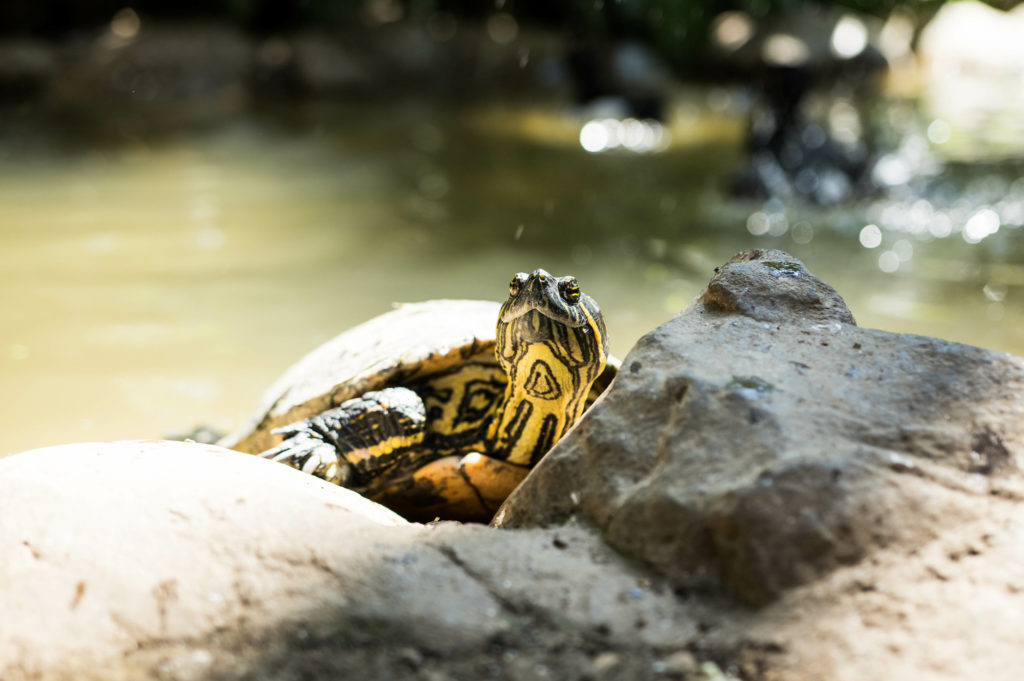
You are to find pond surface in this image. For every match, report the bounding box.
[1,94,1022,455]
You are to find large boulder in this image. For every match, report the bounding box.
[0,440,697,681]
[496,249,1024,607]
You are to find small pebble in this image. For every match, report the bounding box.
[660,651,698,676]
[397,646,424,668]
[589,651,620,675]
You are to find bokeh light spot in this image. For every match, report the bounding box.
[928,214,953,239]
[762,34,810,67]
[791,221,814,244]
[927,119,952,145]
[747,212,770,236]
[831,15,869,59]
[963,208,1000,243]
[712,11,754,51]
[578,118,666,153]
[878,251,900,273]
[859,224,882,249]
[872,155,912,187]
[487,13,518,45]
[111,8,141,39]
[580,120,610,153]
[892,239,914,262]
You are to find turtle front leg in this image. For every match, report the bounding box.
[260,426,350,484]
[259,387,427,488]
[369,453,529,522]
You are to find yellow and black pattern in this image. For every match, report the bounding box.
[411,360,507,454]
[491,270,608,466]
[259,269,608,518]
[263,387,428,487]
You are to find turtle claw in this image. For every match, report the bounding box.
[261,430,351,486]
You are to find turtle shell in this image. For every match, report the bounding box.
[223,298,619,457]
[222,300,505,455]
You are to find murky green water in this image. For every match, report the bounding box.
[1,96,1022,455]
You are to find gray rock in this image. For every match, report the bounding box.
[703,249,855,325]
[496,248,1024,607]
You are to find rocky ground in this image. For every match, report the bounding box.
[3,249,1023,680]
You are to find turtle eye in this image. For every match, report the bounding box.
[509,273,528,297]
[559,277,581,304]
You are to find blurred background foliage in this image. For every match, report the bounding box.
[0,0,962,47]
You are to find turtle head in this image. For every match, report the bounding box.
[500,269,596,336]
[491,269,608,466]
[498,269,607,353]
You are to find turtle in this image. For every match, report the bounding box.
[221,269,614,521]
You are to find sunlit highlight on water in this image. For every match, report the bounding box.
[579,118,669,153]
[877,250,900,273]
[872,154,913,187]
[859,224,882,249]
[984,282,1008,303]
[742,80,1024,273]
[963,208,1001,244]
[746,209,790,237]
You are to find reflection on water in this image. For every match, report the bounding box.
[0,96,1022,455]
